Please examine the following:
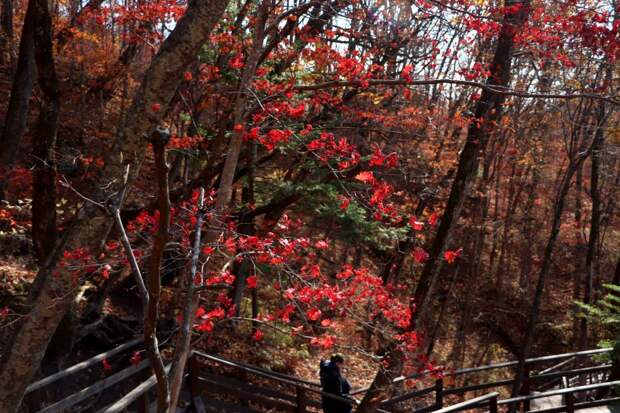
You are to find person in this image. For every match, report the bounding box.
[319,354,353,413]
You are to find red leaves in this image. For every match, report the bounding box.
[196,320,214,332]
[224,237,237,254]
[194,306,226,333]
[305,132,360,170]
[314,240,329,250]
[401,64,414,82]
[429,212,439,226]
[252,330,265,342]
[310,334,336,349]
[307,308,322,321]
[287,103,306,118]
[206,271,236,286]
[195,307,207,318]
[246,275,257,289]
[409,217,424,231]
[259,129,293,151]
[370,147,399,168]
[413,247,429,263]
[229,53,245,69]
[130,351,142,366]
[243,127,260,142]
[279,303,296,323]
[233,124,245,133]
[355,171,375,184]
[337,57,363,80]
[444,249,462,264]
[206,307,226,320]
[0,209,16,228]
[102,358,112,372]
[183,71,193,81]
[395,331,419,352]
[101,264,111,280]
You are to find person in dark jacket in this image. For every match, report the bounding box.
[319,354,353,413]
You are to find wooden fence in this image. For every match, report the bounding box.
[22,338,158,413]
[19,340,620,413]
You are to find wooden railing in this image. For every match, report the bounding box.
[22,337,160,413]
[190,350,392,413]
[499,379,620,413]
[431,392,499,413]
[366,347,614,412]
[22,342,618,413]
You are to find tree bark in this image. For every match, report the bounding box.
[0,0,35,200]
[167,189,205,412]
[213,0,268,213]
[411,0,531,327]
[355,344,405,413]
[30,0,60,263]
[0,0,229,409]
[579,47,613,349]
[146,128,172,413]
[0,0,13,66]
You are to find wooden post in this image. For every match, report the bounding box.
[521,366,531,413]
[435,378,444,409]
[565,392,575,413]
[135,392,149,413]
[296,386,308,413]
[490,395,498,413]
[131,367,151,413]
[188,353,202,399]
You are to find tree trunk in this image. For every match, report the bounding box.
[0,0,35,200]
[0,0,13,66]
[612,258,620,286]
[213,0,268,213]
[30,0,60,263]
[146,129,172,413]
[510,146,592,402]
[167,189,205,412]
[355,345,405,413]
[580,52,612,349]
[0,0,229,409]
[411,0,531,326]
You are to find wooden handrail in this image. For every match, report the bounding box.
[498,379,620,405]
[193,350,321,387]
[25,337,142,394]
[538,357,576,375]
[432,392,499,413]
[435,364,612,396]
[37,359,151,413]
[191,351,393,412]
[526,396,620,413]
[195,347,614,413]
[94,364,172,413]
[380,381,441,407]
[352,348,612,396]
[397,347,612,383]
